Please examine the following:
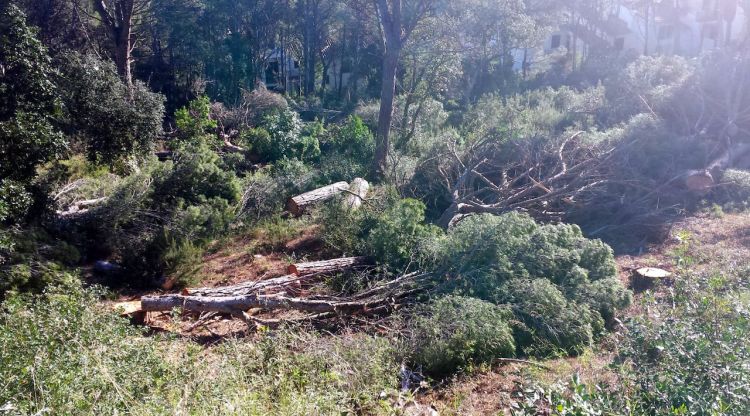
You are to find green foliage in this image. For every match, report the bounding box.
[153,142,241,210]
[56,53,164,166]
[0,5,66,208]
[498,279,603,356]
[251,108,319,162]
[419,213,628,356]
[0,283,400,415]
[515,273,750,416]
[158,237,204,287]
[0,180,33,222]
[0,227,80,297]
[406,296,516,377]
[82,144,241,286]
[368,198,442,269]
[174,95,217,143]
[318,115,375,183]
[0,282,172,415]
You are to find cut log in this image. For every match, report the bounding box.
[343,178,369,210]
[184,274,305,297]
[56,197,107,218]
[287,181,349,216]
[141,293,387,315]
[287,256,369,276]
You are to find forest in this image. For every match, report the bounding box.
[3,0,750,414]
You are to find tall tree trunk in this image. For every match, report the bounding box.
[303,0,318,96]
[373,49,399,178]
[93,0,135,90]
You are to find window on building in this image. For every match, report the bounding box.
[550,34,561,49]
[614,37,625,50]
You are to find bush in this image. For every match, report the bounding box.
[368,199,441,270]
[317,116,376,184]
[158,237,204,287]
[406,296,516,377]
[417,212,629,357]
[0,227,80,297]
[251,108,316,162]
[0,282,172,415]
[56,53,164,166]
[497,279,603,356]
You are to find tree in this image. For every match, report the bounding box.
[370,0,436,179]
[91,0,152,88]
[56,53,164,165]
[0,4,66,183]
[0,4,66,222]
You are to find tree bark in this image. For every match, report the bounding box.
[184,274,305,297]
[286,181,349,216]
[373,48,400,178]
[141,293,387,315]
[287,256,370,276]
[343,178,369,210]
[93,0,135,89]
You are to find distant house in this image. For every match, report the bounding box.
[262,48,301,94]
[526,0,747,71]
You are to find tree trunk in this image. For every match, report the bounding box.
[184,274,304,297]
[141,293,386,315]
[287,256,370,276]
[93,0,135,90]
[286,181,349,216]
[373,49,400,178]
[343,178,369,210]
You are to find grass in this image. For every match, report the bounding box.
[0,281,402,415]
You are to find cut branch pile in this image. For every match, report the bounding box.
[436,132,615,228]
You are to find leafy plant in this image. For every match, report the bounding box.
[406,296,516,377]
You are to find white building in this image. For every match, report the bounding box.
[529,0,747,69]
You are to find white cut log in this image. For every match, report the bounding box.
[287,256,370,276]
[56,197,107,218]
[343,178,369,210]
[184,274,304,297]
[287,182,349,216]
[141,293,384,315]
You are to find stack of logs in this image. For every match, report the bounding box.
[133,178,427,327]
[138,259,428,326]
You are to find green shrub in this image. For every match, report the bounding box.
[497,279,603,356]
[406,296,516,377]
[317,116,375,184]
[0,180,33,222]
[159,237,204,287]
[0,227,80,296]
[367,198,442,270]
[174,95,217,144]
[251,108,319,162]
[0,282,174,415]
[56,52,164,165]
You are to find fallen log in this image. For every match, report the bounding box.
[141,293,388,315]
[184,274,304,297]
[287,181,349,216]
[287,256,369,276]
[56,197,107,218]
[343,178,369,210]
